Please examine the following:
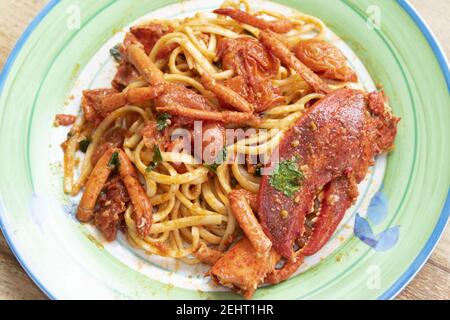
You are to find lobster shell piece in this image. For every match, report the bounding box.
[257,88,399,259]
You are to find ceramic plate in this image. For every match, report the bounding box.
[0,0,449,300]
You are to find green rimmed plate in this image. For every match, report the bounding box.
[0,0,449,300]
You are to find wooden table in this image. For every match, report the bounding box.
[0,0,448,300]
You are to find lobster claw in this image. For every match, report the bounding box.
[301,176,358,256]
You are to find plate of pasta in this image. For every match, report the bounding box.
[0,0,449,300]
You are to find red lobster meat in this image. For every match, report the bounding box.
[258,88,399,259]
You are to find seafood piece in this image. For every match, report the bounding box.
[103,45,229,124]
[201,74,254,112]
[130,23,174,54]
[77,149,116,222]
[210,237,278,299]
[94,174,130,241]
[201,121,226,164]
[116,45,256,126]
[257,89,399,259]
[127,44,165,86]
[229,189,271,256]
[141,120,168,150]
[293,39,357,82]
[156,104,256,124]
[194,243,224,266]
[101,81,216,116]
[82,88,118,125]
[77,149,153,238]
[217,37,283,111]
[154,83,217,112]
[259,30,331,94]
[54,114,76,127]
[117,150,153,237]
[101,86,163,113]
[91,127,127,165]
[217,37,279,77]
[265,255,304,284]
[112,62,141,90]
[111,23,176,90]
[301,176,358,256]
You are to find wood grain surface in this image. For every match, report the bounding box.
[0,0,448,300]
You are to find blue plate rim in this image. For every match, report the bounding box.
[0,0,448,301]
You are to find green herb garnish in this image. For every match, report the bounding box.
[269,157,303,197]
[204,148,227,173]
[108,151,120,169]
[110,44,122,62]
[156,113,172,131]
[79,139,91,153]
[146,145,163,172]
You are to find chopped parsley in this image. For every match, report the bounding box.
[204,148,227,173]
[146,145,163,172]
[156,113,172,131]
[269,157,304,197]
[79,139,91,153]
[110,44,122,62]
[108,151,120,170]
